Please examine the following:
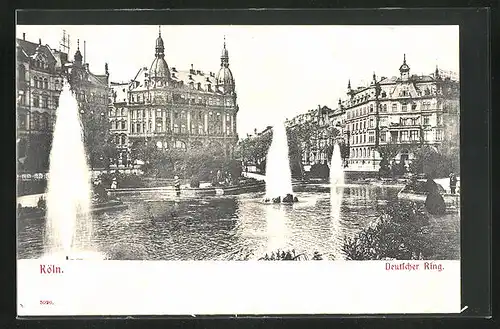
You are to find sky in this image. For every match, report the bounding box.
[16,25,459,137]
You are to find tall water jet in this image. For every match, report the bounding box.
[330,143,345,188]
[264,120,293,200]
[44,81,93,257]
[330,142,345,259]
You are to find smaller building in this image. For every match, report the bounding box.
[109,82,130,166]
[64,41,110,169]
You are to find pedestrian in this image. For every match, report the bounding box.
[449,173,457,194]
[111,177,118,190]
[174,175,181,196]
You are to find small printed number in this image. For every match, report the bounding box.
[40,300,54,305]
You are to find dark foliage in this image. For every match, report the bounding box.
[342,200,433,260]
[98,172,146,189]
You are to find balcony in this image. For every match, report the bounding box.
[388,122,422,129]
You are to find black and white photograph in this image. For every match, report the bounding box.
[16,20,462,315]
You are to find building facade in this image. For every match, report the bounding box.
[16,34,68,172]
[109,28,239,166]
[65,42,110,169]
[286,105,337,166]
[285,55,459,172]
[16,34,110,172]
[342,55,459,171]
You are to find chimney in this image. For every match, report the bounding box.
[85,63,89,72]
[83,41,86,64]
[39,38,41,45]
[23,33,25,40]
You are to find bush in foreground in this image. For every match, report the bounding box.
[342,200,432,260]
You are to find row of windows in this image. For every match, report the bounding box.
[130,91,234,107]
[114,134,127,145]
[75,91,107,105]
[129,108,234,122]
[109,108,127,117]
[32,77,62,90]
[28,94,59,109]
[111,120,127,130]
[33,58,50,70]
[17,112,53,131]
[349,118,375,131]
[347,100,437,120]
[351,147,376,159]
[129,120,234,136]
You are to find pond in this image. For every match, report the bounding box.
[17,185,460,260]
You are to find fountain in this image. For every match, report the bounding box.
[330,143,345,188]
[330,142,345,260]
[263,120,297,203]
[44,80,95,259]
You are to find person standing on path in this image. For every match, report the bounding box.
[449,173,457,194]
[174,175,181,196]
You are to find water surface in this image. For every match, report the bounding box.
[17,185,460,260]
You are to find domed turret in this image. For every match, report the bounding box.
[74,39,83,64]
[216,36,235,94]
[399,54,410,81]
[149,26,171,87]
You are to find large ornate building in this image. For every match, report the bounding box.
[16,33,110,173]
[285,55,459,172]
[109,28,239,166]
[340,55,459,171]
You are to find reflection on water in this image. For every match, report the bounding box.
[17,185,460,260]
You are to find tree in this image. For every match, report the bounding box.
[409,144,457,179]
[79,104,112,170]
[376,137,401,162]
[24,133,52,173]
[236,131,272,172]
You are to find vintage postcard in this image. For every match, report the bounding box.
[16,23,460,316]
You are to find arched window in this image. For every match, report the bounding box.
[121,120,126,130]
[32,112,40,130]
[174,140,186,150]
[33,77,38,88]
[43,78,48,89]
[18,65,26,82]
[42,113,50,130]
[41,95,48,108]
[115,135,120,144]
[120,135,126,145]
[32,94,40,107]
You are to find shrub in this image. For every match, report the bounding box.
[342,200,432,260]
[190,177,201,188]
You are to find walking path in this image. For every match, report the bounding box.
[17,193,44,207]
[243,172,266,181]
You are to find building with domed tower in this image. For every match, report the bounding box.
[109,27,239,166]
